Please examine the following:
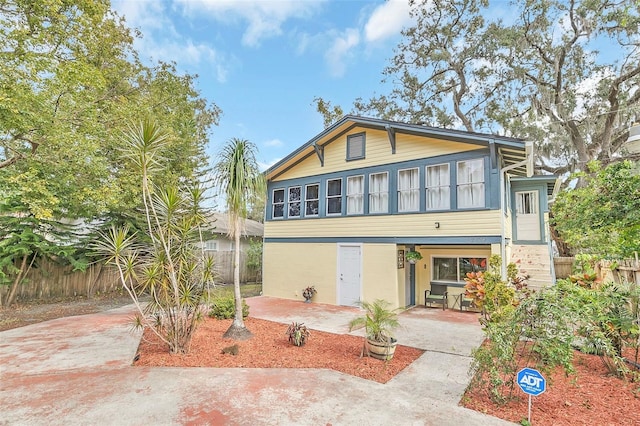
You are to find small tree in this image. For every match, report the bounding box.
[94,119,214,354]
[213,138,265,340]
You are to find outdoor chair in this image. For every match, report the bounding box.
[424,287,448,310]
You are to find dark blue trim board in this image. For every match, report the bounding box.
[264,236,502,244]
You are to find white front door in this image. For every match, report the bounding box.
[338,244,362,307]
[515,191,541,241]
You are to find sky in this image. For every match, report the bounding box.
[110,0,415,171]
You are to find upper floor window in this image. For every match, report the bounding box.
[398,167,420,212]
[273,189,285,218]
[426,163,450,210]
[326,178,342,215]
[347,175,364,215]
[305,184,319,216]
[288,186,301,218]
[204,241,218,251]
[346,133,365,161]
[457,159,484,208]
[369,172,389,214]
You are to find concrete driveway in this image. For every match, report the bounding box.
[0,296,514,425]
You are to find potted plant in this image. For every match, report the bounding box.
[285,322,310,346]
[302,285,317,303]
[405,251,423,264]
[348,299,400,360]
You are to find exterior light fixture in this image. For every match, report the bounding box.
[626,122,640,155]
[435,222,440,229]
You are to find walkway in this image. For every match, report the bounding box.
[0,296,514,425]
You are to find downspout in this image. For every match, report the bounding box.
[499,142,534,279]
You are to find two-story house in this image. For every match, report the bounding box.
[263,116,557,309]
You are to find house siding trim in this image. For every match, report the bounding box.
[264,236,502,244]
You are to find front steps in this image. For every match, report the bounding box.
[510,244,554,291]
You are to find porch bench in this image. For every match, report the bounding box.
[424,288,448,310]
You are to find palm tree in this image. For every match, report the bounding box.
[213,138,265,340]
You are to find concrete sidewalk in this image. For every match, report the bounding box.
[0,296,514,425]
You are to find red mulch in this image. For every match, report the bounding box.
[134,316,424,384]
[462,346,640,425]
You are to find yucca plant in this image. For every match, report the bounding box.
[93,119,214,354]
[286,322,311,346]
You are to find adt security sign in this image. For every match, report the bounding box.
[517,368,546,396]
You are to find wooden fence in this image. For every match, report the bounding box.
[554,256,640,284]
[0,260,122,304]
[0,251,261,304]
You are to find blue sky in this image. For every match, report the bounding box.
[110,0,414,170]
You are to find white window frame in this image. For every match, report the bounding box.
[305,183,319,217]
[204,241,218,252]
[456,159,485,209]
[431,256,488,284]
[397,167,420,212]
[288,186,302,218]
[425,163,450,210]
[346,175,364,215]
[326,178,342,215]
[368,172,389,214]
[272,188,285,219]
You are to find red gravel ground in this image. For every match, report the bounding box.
[134,316,425,384]
[462,347,640,426]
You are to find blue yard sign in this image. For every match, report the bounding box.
[517,368,546,396]
[518,368,546,424]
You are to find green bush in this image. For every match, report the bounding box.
[208,295,249,320]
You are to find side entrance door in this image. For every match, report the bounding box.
[338,244,362,307]
[515,191,541,241]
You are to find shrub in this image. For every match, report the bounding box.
[209,295,249,320]
[285,322,310,346]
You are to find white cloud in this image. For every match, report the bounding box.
[364,0,412,43]
[173,0,324,47]
[263,139,284,148]
[325,28,360,78]
[111,0,232,82]
[259,157,282,171]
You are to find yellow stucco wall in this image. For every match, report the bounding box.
[273,128,479,182]
[264,210,502,238]
[262,242,403,308]
[414,245,493,308]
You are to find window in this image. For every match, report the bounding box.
[398,168,420,212]
[326,178,342,215]
[516,191,538,214]
[272,189,285,218]
[432,257,487,283]
[457,159,485,208]
[426,163,450,210]
[288,186,301,218]
[305,184,319,216]
[346,133,365,160]
[347,175,364,215]
[204,241,217,251]
[369,172,388,213]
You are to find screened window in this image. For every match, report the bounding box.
[398,168,420,212]
[326,178,342,215]
[305,184,319,216]
[426,163,450,210]
[516,191,538,214]
[369,172,388,214]
[347,175,364,215]
[204,241,218,251]
[457,159,485,208]
[272,189,285,218]
[346,133,365,160]
[432,257,487,283]
[288,186,301,218]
